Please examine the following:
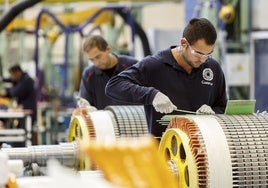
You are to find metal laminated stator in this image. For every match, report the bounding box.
[105,105,148,137]
[68,107,118,143]
[215,114,268,187]
[158,113,268,188]
[1,105,148,175]
[68,105,148,141]
[68,109,93,142]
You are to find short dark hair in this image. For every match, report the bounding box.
[83,35,108,53]
[183,18,217,45]
[8,64,23,73]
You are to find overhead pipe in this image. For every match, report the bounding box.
[0,0,42,32]
[114,8,151,56]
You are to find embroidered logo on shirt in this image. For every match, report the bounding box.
[201,68,213,86]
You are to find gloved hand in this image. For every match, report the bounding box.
[87,106,97,112]
[76,96,97,112]
[196,104,215,114]
[76,96,90,107]
[152,92,177,113]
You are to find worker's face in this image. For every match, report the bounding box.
[9,71,20,82]
[181,38,214,68]
[86,46,112,70]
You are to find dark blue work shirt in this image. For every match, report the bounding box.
[105,46,227,138]
[7,73,37,122]
[79,54,138,109]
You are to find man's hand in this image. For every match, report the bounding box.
[76,96,90,107]
[196,104,215,114]
[76,96,97,112]
[152,92,177,113]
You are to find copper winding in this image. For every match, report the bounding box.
[71,107,96,138]
[168,117,209,187]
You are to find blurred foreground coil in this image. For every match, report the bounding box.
[81,136,179,188]
[159,114,268,188]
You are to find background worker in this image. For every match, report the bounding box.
[105,18,227,139]
[0,64,37,146]
[78,35,138,109]
[0,64,37,124]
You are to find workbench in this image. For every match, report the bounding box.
[0,110,32,147]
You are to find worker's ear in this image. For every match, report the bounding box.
[180,38,187,48]
[106,45,111,53]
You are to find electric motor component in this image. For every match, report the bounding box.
[68,105,148,170]
[1,105,148,174]
[68,110,117,142]
[68,109,118,170]
[159,114,268,188]
[1,142,79,169]
[68,105,148,142]
[68,108,95,142]
[105,105,148,137]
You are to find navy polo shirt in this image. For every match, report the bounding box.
[7,73,37,122]
[106,46,227,137]
[79,54,138,109]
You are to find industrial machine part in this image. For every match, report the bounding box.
[219,4,235,24]
[159,113,268,188]
[1,105,148,175]
[105,105,148,137]
[69,105,148,142]
[0,129,26,143]
[1,142,79,176]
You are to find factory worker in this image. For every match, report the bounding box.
[78,35,138,109]
[105,18,227,138]
[0,64,37,147]
[0,64,37,124]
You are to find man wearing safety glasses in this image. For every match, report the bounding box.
[105,18,227,139]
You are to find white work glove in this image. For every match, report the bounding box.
[76,96,97,112]
[152,92,177,113]
[76,96,90,107]
[196,104,215,114]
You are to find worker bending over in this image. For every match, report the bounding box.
[105,18,227,138]
[78,35,138,109]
